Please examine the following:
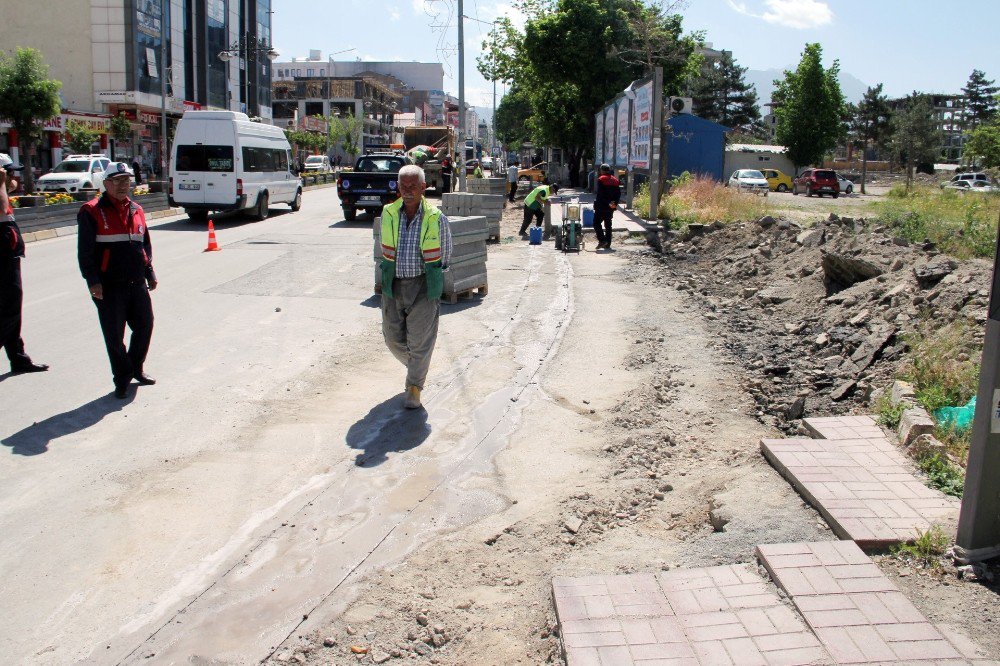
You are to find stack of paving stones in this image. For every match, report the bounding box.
[760,415,959,548]
[441,191,504,240]
[373,215,489,303]
[551,413,989,665]
[466,176,507,196]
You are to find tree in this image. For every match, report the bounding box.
[772,43,846,169]
[964,117,1000,169]
[962,69,998,130]
[64,120,100,155]
[690,51,760,130]
[328,110,363,162]
[890,93,941,192]
[0,48,62,193]
[109,112,133,161]
[494,85,532,149]
[848,84,892,194]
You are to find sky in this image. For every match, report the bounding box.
[271,0,1000,117]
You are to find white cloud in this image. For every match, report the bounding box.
[726,0,833,29]
[390,7,401,21]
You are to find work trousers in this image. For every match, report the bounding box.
[593,205,614,246]
[0,258,31,368]
[93,281,154,387]
[381,276,440,390]
[441,174,451,193]
[508,181,517,202]
[519,206,544,235]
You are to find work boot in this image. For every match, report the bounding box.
[114,382,129,399]
[11,361,49,374]
[404,385,422,409]
[134,372,156,385]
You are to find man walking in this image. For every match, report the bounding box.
[77,162,157,399]
[379,164,453,409]
[518,182,558,236]
[506,161,519,203]
[0,154,48,375]
[593,163,621,249]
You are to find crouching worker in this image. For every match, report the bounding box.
[519,182,558,236]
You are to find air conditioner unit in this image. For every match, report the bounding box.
[668,96,693,115]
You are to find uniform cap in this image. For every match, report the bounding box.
[105,161,134,178]
[600,163,612,172]
[0,153,24,171]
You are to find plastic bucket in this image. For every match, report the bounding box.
[582,207,594,228]
[529,226,543,245]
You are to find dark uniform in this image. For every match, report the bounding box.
[440,157,453,194]
[1,203,47,373]
[77,192,156,395]
[593,169,621,249]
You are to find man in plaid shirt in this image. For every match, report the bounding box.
[379,164,453,409]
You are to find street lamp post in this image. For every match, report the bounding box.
[218,34,279,117]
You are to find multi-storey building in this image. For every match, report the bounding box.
[0,0,273,173]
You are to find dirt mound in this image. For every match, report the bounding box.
[647,213,990,434]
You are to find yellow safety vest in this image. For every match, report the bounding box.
[524,184,551,209]
[380,198,444,300]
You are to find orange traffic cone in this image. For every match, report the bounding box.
[204,219,221,252]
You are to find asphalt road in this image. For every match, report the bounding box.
[0,188,574,663]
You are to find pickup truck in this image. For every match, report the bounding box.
[336,153,408,221]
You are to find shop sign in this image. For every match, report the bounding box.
[97,90,139,104]
[140,111,161,125]
[300,116,328,133]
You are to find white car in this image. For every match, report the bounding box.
[728,169,769,194]
[944,180,998,193]
[302,155,331,172]
[36,154,111,193]
[941,172,992,189]
[834,172,854,195]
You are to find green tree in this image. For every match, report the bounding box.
[890,93,941,192]
[964,117,1000,168]
[63,120,100,155]
[494,85,532,149]
[328,110,363,163]
[109,112,133,161]
[961,69,998,130]
[772,43,846,169]
[690,51,760,129]
[848,84,892,194]
[0,48,62,193]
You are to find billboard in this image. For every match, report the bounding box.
[630,81,652,169]
[595,111,604,165]
[603,107,615,167]
[616,98,630,166]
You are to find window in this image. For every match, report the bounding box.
[176,145,234,172]
[307,68,314,77]
[242,146,289,172]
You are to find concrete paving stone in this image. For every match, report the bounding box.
[565,647,604,665]
[564,630,629,649]
[752,631,824,652]
[628,641,697,661]
[597,645,635,664]
[890,639,962,661]
[684,621,748,642]
[564,619,625,634]
[800,566,845,595]
[585,594,617,618]
[663,590,704,615]
[801,608,870,628]
[722,636,770,664]
[691,640,736,665]
[658,570,716,591]
[648,617,688,643]
[758,646,833,666]
[621,619,659,645]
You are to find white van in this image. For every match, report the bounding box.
[169,110,302,222]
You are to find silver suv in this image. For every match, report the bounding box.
[941,172,992,189]
[36,154,111,193]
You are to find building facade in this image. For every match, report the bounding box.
[0,0,273,173]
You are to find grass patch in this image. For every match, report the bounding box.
[917,452,965,498]
[873,185,1000,259]
[635,174,773,228]
[900,321,979,414]
[891,524,951,568]
[874,390,906,430]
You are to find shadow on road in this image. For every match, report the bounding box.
[154,208,292,232]
[2,391,136,456]
[347,395,430,467]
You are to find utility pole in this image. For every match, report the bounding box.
[648,67,663,221]
[159,0,168,177]
[457,0,466,193]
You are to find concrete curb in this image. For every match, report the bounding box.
[20,205,186,244]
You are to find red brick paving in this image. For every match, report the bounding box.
[760,416,958,547]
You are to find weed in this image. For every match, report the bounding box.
[934,424,972,466]
[635,176,772,227]
[874,391,906,430]
[892,524,951,568]
[899,321,979,414]
[917,452,965,497]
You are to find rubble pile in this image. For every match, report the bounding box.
[648,213,991,433]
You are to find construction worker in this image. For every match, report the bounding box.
[471,161,484,179]
[593,163,621,250]
[440,155,453,194]
[519,182,558,236]
[77,162,157,399]
[379,164,453,409]
[0,153,48,375]
[507,161,519,203]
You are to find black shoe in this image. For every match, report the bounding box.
[11,362,49,374]
[134,373,156,385]
[114,383,128,399]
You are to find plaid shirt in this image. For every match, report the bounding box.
[395,201,452,278]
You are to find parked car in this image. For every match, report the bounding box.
[518,161,548,183]
[728,169,769,194]
[35,154,111,193]
[944,180,998,193]
[762,168,793,192]
[834,172,854,195]
[940,172,992,189]
[302,155,331,173]
[480,156,494,171]
[792,168,839,197]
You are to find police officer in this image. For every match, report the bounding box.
[0,153,48,375]
[77,162,157,398]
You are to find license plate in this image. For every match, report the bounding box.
[359,196,380,203]
[179,183,200,190]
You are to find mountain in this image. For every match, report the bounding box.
[744,68,870,108]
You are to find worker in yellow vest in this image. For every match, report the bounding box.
[519,182,559,236]
[379,164,453,409]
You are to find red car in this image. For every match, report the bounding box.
[792,168,840,198]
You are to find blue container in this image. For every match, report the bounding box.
[582,207,594,228]
[529,226,543,245]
